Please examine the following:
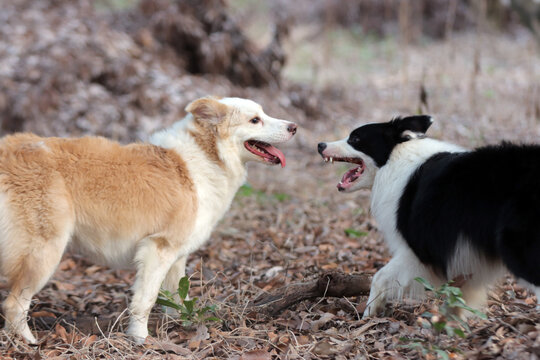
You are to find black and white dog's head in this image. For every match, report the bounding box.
[318,116,433,192]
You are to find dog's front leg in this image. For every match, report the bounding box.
[363,260,395,318]
[128,237,180,344]
[363,250,430,318]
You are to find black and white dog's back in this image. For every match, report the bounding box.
[318,116,539,317]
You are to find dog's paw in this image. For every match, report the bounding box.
[4,324,37,345]
[363,288,386,318]
[362,301,383,319]
[22,330,37,345]
[127,324,148,345]
[130,333,148,345]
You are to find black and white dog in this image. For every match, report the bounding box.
[318,116,539,317]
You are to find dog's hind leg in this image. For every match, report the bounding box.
[128,237,181,344]
[2,228,72,344]
[0,182,74,344]
[161,255,188,317]
[496,204,540,307]
[458,280,489,318]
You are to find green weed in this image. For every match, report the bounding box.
[344,228,368,238]
[400,277,487,359]
[157,276,220,327]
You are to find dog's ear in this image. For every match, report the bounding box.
[185,97,228,125]
[394,115,433,140]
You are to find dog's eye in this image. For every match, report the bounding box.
[250,117,260,124]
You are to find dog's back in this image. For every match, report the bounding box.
[397,143,540,286]
[0,134,197,266]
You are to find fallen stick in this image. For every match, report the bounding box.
[249,271,372,316]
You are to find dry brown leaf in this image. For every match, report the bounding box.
[84,265,102,275]
[145,337,192,356]
[188,324,209,349]
[52,281,76,291]
[54,324,68,343]
[82,334,99,347]
[240,349,273,360]
[30,311,56,318]
[311,312,335,331]
[296,335,311,345]
[312,340,336,357]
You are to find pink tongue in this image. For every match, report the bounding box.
[258,143,286,168]
[341,166,360,184]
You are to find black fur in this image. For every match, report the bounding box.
[347,115,433,167]
[397,143,540,285]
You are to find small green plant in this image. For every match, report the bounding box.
[272,192,290,202]
[344,228,368,238]
[237,184,264,198]
[157,276,220,327]
[237,184,292,204]
[399,277,487,359]
[399,339,459,360]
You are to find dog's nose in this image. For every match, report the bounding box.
[318,142,327,155]
[287,123,297,135]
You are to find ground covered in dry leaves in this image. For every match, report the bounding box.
[0,1,539,359]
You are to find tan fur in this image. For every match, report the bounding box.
[185,97,228,123]
[189,123,224,167]
[0,135,197,247]
[0,96,296,344]
[187,98,232,167]
[0,134,197,343]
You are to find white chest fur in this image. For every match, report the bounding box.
[183,151,246,254]
[149,121,247,256]
[370,138,466,256]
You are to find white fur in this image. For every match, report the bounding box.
[0,97,295,345]
[370,138,466,256]
[323,130,535,317]
[0,186,74,343]
[364,139,466,317]
[124,98,295,342]
[149,116,248,256]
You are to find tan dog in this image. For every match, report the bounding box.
[0,97,297,344]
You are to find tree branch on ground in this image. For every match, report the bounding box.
[249,271,372,316]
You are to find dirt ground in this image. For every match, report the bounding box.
[0,1,539,359]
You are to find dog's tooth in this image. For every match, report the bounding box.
[330,157,333,164]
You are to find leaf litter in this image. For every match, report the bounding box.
[0,0,539,359]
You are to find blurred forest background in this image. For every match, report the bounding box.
[0,0,539,359]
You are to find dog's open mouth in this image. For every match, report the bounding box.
[244,140,286,168]
[323,156,364,191]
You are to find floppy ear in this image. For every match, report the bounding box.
[394,115,433,140]
[185,97,228,125]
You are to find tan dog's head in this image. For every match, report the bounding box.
[185,97,297,167]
